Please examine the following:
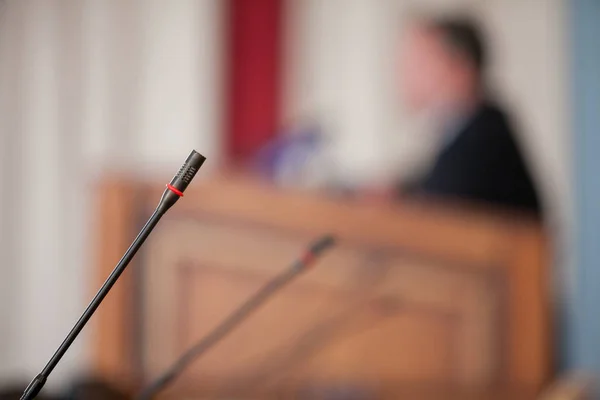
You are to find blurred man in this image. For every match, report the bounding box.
[398,15,541,215]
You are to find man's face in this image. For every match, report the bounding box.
[398,25,455,112]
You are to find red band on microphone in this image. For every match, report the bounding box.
[301,252,315,267]
[166,184,184,197]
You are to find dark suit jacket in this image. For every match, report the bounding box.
[403,102,541,215]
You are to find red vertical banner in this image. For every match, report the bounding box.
[226,0,283,162]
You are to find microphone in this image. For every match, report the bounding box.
[137,235,336,400]
[20,150,206,400]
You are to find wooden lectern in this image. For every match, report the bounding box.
[91,174,557,399]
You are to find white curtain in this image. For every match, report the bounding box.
[0,0,223,390]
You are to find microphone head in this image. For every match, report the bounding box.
[309,235,336,256]
[158,150,206,213]
[169,150,206,194]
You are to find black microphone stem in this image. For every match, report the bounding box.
[21,150,206,400]
[21,209,164,400]
[137,235,335,400]
[138,266,298,400]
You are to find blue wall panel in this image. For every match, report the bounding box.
[569,0,600,376]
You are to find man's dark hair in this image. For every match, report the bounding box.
[426,16,488,75]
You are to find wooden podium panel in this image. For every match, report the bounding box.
[92,175,551,399]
